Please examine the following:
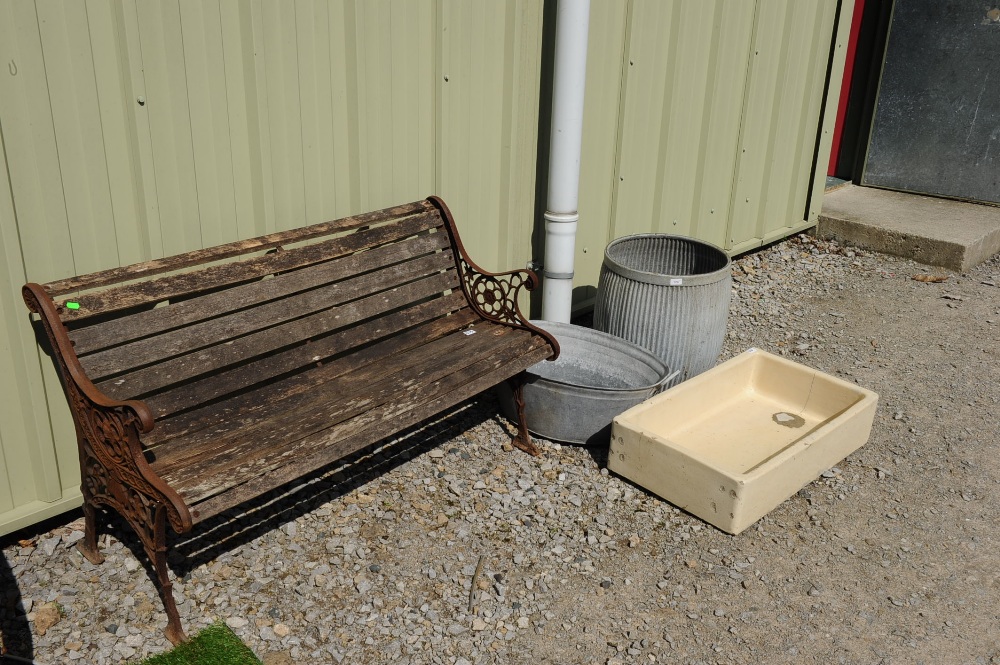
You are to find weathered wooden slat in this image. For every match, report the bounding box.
[83,250,456,381]
[70,231,451,355]
[162,331,548,504]
[91,270,459,398]
[142,298,477,436]
[149,320,516,471]
[57,211,443,321]
[44,199,435,297]
[185,336,552,520]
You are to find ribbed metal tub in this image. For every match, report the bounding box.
[498,321,676,446]
[594,234,731,389]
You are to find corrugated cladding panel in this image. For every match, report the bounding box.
[0,1,94,534]
[439,0,543,270]
[575,0,629,306]
[350,1,437,214]
[0,0,847,534]
[585,0,843,267]
[0,123,62,514]
[728,0,838,253]
[608,1,756,249]
[122,0,535,264]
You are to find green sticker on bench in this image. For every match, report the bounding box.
[65,301,81,310]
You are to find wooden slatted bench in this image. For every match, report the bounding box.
[22,196,558,644]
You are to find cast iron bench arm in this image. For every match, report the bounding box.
[22,283,193,534]
[428,196,560,360]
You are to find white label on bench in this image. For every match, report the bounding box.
[463,329,476,336]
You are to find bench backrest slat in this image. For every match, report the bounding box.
[83,252,457,384]
[57,211,443,322]
[68,221,447,354]
[44,200,434,297]
[91,268,459,399]
[77,237,453,377]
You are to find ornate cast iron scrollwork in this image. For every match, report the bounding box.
[425,196,559,360]
[71,383,189,535]
[461,258,536,329]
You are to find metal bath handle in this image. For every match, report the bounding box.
[654,369,682,394]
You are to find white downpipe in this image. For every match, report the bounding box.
[541,0,590,323]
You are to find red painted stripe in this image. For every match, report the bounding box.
[828,0,867,176]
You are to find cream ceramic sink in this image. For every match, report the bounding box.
[609,348,878,534]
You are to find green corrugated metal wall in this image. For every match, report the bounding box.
[0,0,851,535]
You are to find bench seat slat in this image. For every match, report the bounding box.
[82,248,456,380]
[44,200,435,298]
[149,319,516,474]
[141,295,475,427]
[148,324,511,467]
[156,326,549,512]
[56,210,442,322]
[188,338,553,522]
[69,229,450,355]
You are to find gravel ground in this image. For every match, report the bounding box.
[3,234,999,665]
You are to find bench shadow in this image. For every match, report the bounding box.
[96,395,497,582]
[0,546,33,660]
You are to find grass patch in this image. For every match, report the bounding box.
[136,622,261,665]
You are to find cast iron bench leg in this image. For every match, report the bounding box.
[77,441,189,643]
[148,505,187,645]
[76,501,105,565]
[78,500,187,644]
[506,372,540,457]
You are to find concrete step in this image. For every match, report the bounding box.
[816,184,1000,272]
